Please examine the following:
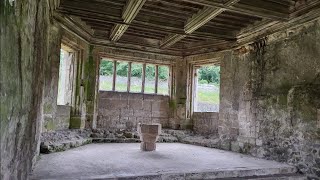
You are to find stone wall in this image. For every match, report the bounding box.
[0,0,55,179]
[219,18,320,178]
[97,91,170,131]
[42,23,62,132]
[193,112,219,135]
[42,25,92,131]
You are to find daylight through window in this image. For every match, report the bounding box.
[99,59,169,95]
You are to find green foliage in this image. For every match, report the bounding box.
[158,66,169,80]
[99,59,169,80]
[146,65,155,80]
[199,80,208,84]
[131,63,142,78]
[198,66,220,85]
[100,60,113,76]
[116,62,128,76]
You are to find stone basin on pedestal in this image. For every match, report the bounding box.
[137,123,162,151]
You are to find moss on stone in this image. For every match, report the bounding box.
[84,45,96,101]
[43,104,53,114]
[169,99,177,110]
[45,119,56,131]
[277,95,288,107]
[69,117,82,129]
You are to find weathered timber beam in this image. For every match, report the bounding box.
[110,0,146,41]
[160,34,187,49]
[180,0,289,21]
[160,0,239,48]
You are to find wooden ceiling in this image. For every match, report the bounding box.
[57,0,320,55]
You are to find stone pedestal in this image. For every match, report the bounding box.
[137,123,161,151]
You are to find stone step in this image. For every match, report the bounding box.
[87,173,306,180]
[218,173,306,180]
[86,169,304,180]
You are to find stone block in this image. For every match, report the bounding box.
[56,105,71,116]
[107,99,128,109]
[134,110,151,117]
[109,115,120,122]
[120,92,129,100]
[103,109,121,117]
[128,93,144,100]
[317,109,320,128]
[69,116,84,129]
[138,123,162,151]
[129,100,143,110]
[137,117,152,124]
[142,101,152,111]
[99,91,112,99]
[121,108,134,117]
[152,101,169,111]
[98,99,110,108]
[104,92,121,99]
[152,111,169,118]
[140,142,156,151]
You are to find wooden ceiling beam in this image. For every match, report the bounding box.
[110,0,146,41]
[60,8,236,41]
[160,34,187,48]
[180,0,289,21]
[160,0,239,48]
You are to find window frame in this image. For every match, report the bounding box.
[99,58,171,96]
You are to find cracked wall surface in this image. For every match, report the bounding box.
[219,18,320,178]
[0,0,54,179]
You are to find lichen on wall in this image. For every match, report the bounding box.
[220,18,320,178]
[0,0,53,179]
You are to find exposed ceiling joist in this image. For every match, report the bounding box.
[180,0,289,21]
[110,0,146,41]
[160,0,239,48]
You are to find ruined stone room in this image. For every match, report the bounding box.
[1,0,320,179]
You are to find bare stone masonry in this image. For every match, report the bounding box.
[97,91,170,131]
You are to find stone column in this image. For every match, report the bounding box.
[73,45,100,129]
[170,58,192,129]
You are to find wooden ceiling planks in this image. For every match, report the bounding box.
[57,0,318,55]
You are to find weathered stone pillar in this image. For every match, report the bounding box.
[72,45,100,129]
[42,23,62,132]
[1,0,52,178]
[218,50,240,150]
[170,58,191,129]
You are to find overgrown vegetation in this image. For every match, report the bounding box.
[198,65,220,85]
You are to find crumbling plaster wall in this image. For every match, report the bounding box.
[0,0,58,179]
[97,91,170,131]
[219,18,320,178]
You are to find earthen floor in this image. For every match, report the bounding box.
[31,143,300,179]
